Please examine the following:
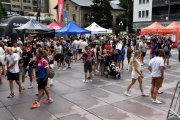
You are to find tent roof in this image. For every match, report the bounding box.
[48,22,61,30]
[159,22,180,33]
[85,22,112,34]
[15,19,53,31]
[141,22,165,34]
[54,0,125,10]
[56,22,91,34]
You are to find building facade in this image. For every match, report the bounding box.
[1,0,49,16]
[54,0,124,28]
[133,0,180,30]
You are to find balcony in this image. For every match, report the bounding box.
[153,0,180,7]
[152,13,180,21]
[153,0,169,7]
[1,0,10,3]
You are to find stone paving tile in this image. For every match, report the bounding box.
[112,99,167,120]
[60,78,96,90]
[40,95,89,118]
[82,88,139,104]
[63,92,107,110]
[59,109,102,120]
[0,107,15,120]
[7,102,57,120]
[88,104,144,120]
[133,92,173,112]
[0,90,34,106]
[50,82,78,95]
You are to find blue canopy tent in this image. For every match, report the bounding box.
[56,22,91,34]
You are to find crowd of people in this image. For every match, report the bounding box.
[0,33,177,108]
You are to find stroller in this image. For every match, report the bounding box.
[104,61,121,79]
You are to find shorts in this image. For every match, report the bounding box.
[7,72,19,80]
[78,49,82,54]
[73,49,78,55]
[37,78,47,90]
[141,52,146,57]
[84,63,92,73]
[22,67,33,76]
[55,53,64,62]
[151,77,163,89]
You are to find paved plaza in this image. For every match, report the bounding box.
[0,50,180,120]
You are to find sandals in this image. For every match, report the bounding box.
[7,93,15,98]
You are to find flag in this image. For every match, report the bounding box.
[58,0,64,25]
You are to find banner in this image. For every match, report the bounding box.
[64,11,68,24]
[58,0,64,25]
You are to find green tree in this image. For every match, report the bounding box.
[91,0,113,29]
[0,1,6,20]
[117,0,133,33]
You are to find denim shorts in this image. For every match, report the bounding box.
[22,67,33,76]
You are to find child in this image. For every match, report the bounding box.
[65,49,73,68]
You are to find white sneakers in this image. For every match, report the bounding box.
[28,84,34,89]
[82,79,93,83]
[124,91,132,97]
[141,92,149,97]
[152,99,162,104]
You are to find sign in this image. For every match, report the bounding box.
[58,0,64,25]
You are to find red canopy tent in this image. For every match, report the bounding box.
[159,22,180,33]
[141,22,165,35]
[48,22,61,30]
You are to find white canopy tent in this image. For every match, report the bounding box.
[85,22,112,34]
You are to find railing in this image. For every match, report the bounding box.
[153,0,180,7]
[167,81,180,119]
[153,0,169,7]
[152,13,180,21]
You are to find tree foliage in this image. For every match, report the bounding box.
[0,1,6,20]
[91,0,113,29]
[117,0,133,33]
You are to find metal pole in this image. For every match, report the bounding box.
[168,0,171,20]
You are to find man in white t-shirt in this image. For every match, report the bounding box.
[12,41,22,59]
[79,38,88,53]
[72,38,79,61]
[148,49,164,104]
[6,47,22,98]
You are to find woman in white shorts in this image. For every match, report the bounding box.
[124,50,148,97]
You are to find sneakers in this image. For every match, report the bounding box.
[31,101,40,108]
[43,98,54,104]
[89,79,93,82]
[49,79,53,86]
[7,93,15,98]
[124,91,132,97]
[158,90,164,94]
[62,67,67,71]
[152,99,162,104]
[83,79,89,83]
[141,92,149,97]
[28,84,33,89]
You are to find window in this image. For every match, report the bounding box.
[143,0,145,4]
[73,14,76,23]
[84,14,88,21]
[139,0,142,4]
[66,4,69,11]
[139,11,141,18]
[142,11,145,18]
[146,10,149,17]
[75,6,78,10]
[23,0,31,3]
[147,0,149,3]
[12,5,20,8]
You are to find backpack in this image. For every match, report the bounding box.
[86,52,93,63]
[128,61,133,72]
[164,45,169,52]
[48,66,55,78]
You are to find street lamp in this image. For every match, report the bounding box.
[119,21,123,35]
